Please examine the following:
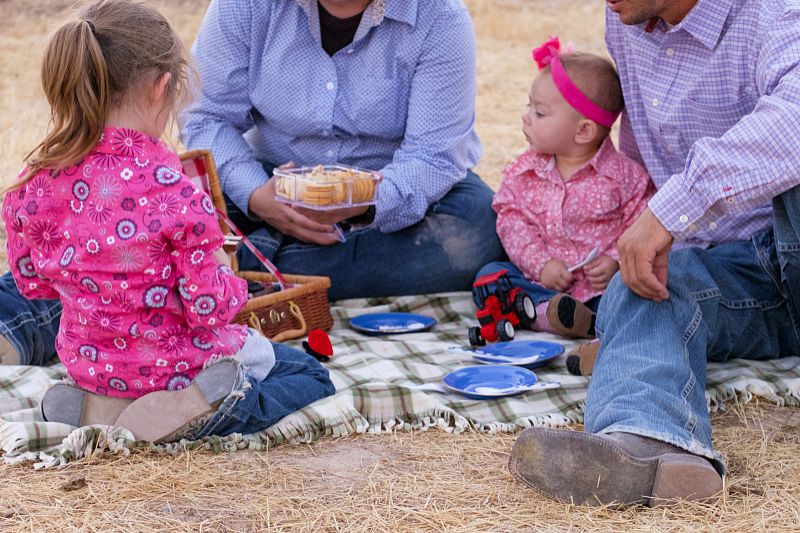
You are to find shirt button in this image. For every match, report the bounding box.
[326,82,335,91]
[652,98,660,107]
[679,214,688,223]
[664,144,672,154]
[347,49,354,54]
[666,48,675,57]
[321,129,329,137]
[709,222,717,230]
[688,223,697,232]
[326,149,334,158]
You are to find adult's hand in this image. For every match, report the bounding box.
[616,208,673,302]
[248,178,340,245]
[294,204,368,226]
[540,259,574,292]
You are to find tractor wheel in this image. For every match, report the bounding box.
[497,319,515,342]
[468,327,485,346]
[515,293,536,329]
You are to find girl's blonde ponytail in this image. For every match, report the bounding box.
[22,19,111,184]
[8,0,193,192]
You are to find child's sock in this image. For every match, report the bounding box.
[532,302,556,333]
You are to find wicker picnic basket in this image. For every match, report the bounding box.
[179,149,334,342]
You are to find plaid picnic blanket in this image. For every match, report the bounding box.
[2,292,800,468]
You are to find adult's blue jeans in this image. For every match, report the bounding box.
[0,169,503,365]
[587,187,800,471]
[473,261,601,312]
[190,341,336,438]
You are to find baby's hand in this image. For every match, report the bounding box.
[584,255,620,290]
[540,259,574,292]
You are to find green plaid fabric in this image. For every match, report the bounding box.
[2,292,800,467]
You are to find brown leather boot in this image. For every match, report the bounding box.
[565,341,600,376]
[41,384,133,426]
[546,294,596,339]
[114,359,239,443]
[509,428,723,507]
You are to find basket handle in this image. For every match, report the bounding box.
[248,301,307,342]
[271,301,307,342]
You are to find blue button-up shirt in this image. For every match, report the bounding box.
[606,0,800,247]
[181,0,481,233]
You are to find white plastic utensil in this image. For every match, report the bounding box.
[567,245,601,273]
[472,381,561,395]
[473,353,542,364]
[404,381,560,395]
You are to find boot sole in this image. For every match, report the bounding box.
[565,342,600,376]
[508,428,722,507]
[114,359,238,443]
[546,295,595,339]
[42,384,133,426]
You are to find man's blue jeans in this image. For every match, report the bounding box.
[190,341,336,438]
[588,187,800,471]
[0,169,503,365]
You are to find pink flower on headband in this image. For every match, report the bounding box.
[531,36,576,70]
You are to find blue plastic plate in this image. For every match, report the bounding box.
[349,312,436,335]
[472,340,564,368]
[442,365,538,400]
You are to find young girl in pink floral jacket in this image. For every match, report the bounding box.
[2,0,334,442]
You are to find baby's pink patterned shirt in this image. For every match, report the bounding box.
[494,137,654,302]
[2,127,249,398]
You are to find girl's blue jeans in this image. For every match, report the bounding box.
[190,341,335,438]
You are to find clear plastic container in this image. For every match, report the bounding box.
[273,165,382,210]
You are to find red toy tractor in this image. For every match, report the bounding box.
[469,269,536,346]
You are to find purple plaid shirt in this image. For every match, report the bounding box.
[606,0,800,247]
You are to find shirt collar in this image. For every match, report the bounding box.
[383,0,418,27]
[666,0,733,49]
[641,0,733,50]
[521,137,618,180]
[587,136,619,177]
[296,1,417,28]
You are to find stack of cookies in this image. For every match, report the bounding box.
[275,165,379,207]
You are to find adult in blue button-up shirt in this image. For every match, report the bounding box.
[180,0,504,300]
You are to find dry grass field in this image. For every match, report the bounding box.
[1,1,799,531]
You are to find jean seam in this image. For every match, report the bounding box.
[755,234,800,342]
[681,305,704,435]
[785,295,800,348]
[192,364,250,438]
[1,308,60,332]
[754,235,785,296]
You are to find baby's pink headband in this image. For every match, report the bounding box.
[531,37,620,128]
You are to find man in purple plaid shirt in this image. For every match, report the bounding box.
[509,0,800,507]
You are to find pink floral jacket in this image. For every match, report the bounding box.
[2,127,249,398]
[494,137,654,302]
